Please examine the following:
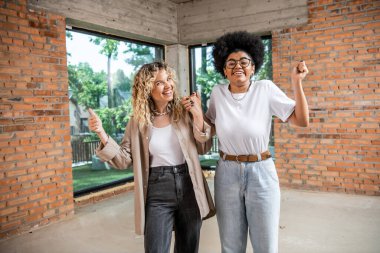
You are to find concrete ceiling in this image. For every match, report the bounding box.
[169,0,193,3]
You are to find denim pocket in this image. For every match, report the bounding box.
[263,158,279,183]
[215,160,240,185]
[148,172,162,184]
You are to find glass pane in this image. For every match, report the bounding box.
[189,37,274,167]
[66,30,163,194]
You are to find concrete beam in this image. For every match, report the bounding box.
[28,0,178,44]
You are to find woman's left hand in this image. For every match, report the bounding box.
[291,60,309,84]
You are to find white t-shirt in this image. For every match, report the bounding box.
[205,80,295,155]
[149,124,186,167]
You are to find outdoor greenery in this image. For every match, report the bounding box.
[68,32,159,139]
[72,164,133,192]
[72,159,217,192]
[68,62,107,109]
[67,30,273,194]
[124,43,155,71]
[200,158,218,168]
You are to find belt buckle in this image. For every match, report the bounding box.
[257,153,262,162]
[235,155,240,163]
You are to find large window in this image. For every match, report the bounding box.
[189,37,273,168]
[66,28,164,195]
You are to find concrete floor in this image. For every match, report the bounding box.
[1,179,380,253]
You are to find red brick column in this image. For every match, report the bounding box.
[272,0,379,195]
[0,0,73,238]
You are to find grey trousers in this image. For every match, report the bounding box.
[144,163,202,253]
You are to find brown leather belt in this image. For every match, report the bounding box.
[219,150,272,162]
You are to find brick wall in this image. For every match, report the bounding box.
[0,0,379,239]
[0,0,73,238]
[272,0,379,195]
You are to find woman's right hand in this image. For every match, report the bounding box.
[88,108,104,134]
[181,92,202,118]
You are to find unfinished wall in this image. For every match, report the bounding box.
[178,0,308,44]
[1,0,379,240]
[0,0,73,238]
[272,0,379,195]
[28,0,178,45]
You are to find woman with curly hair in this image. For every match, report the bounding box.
[205,31,309,253]
[88,61,214,253]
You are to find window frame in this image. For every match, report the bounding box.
[66,27,165,197]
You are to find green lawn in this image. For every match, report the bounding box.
[72,158,218,193]
[72,164,133,192]
[200,159,218,168]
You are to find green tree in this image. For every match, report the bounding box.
[196,67,224,112]
[90,37,120,107]
[113,69,131,92]
[256,38,273,80]
[195,49,224,112]
[114,98,133,132]
[124,43,154,71]
[66,31,73,57]
[68,62,107,109]
[86,99,132,141]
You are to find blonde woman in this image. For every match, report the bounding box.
[88,62,213,253]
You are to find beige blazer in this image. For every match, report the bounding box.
[96,113,212,235]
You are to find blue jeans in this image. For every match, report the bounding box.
[144,163,202,253]
[215,158,280,253]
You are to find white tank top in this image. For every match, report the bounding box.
[149,124,186,167]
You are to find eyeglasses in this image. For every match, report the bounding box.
[225,57,252,69]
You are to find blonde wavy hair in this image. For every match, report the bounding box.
[132,61,184,126]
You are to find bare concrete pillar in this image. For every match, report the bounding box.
[165,44,189,97]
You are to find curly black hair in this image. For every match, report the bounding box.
[212,31,264,76]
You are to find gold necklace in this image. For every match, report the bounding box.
[229,81,252,102]
[152,106,170,117]
[152,110,168,116]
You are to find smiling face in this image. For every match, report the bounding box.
[150,69,174,108]
[223,51,255,88]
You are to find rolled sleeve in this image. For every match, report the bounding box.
[95,136,120,162]
[193,121,211,143]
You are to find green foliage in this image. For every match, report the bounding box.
[66,31,73,40]
[196,67,224,112]
[195,49,225,112]
[84,99,132,141]
[113,69,132,92]
[68,62,107,109]
[90,37,120,59]
[72,164,133,192]
[96,107,117,137]
[66,31,73,57]
[90,37,121,108]
[114,99,133,131]
[256,38,273,81]
[124,43,154,71]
